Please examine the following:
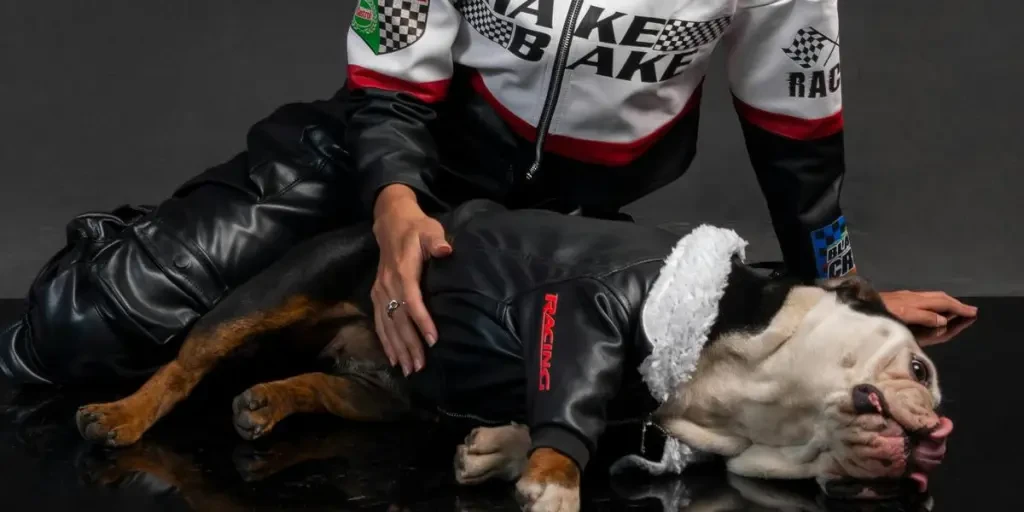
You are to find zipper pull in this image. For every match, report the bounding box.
[640,417,652,455]
[525,161,540,181]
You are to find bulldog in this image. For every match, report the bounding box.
[74,200,952,511]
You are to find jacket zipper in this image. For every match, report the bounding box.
[436,406,504,425]
[525,0,585,181]
[638,415,670,455]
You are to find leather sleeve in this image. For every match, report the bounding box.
[343,0,461,214]
[516,278,631,471]
[725,0,856,280]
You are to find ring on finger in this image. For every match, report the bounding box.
[386,299,406,319]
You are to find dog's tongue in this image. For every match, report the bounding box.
[909,472,929,493]
[824,418,953,501]
[908,416,953,490]
[929,417,954,440]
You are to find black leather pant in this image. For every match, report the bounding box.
[0,92,363,386]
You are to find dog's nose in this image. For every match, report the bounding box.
[851,384,890,416]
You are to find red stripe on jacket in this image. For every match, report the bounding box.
[733,97,844,140]
[470,73,701,167]
[346,65,450,104]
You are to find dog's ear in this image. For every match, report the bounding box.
[818,275,885,308]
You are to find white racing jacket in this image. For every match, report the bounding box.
[343,0,856,281]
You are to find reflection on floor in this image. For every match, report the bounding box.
[2,297,1021,511]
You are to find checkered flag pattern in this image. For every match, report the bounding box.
[378,0,431,54]
[782,27,833,69]
[811,216,848,271]
[456,0,514,48]
[652,16,732,52]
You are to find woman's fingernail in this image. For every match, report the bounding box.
[415,361,423,372]
[937,315,948,326]
[426,334,437,346]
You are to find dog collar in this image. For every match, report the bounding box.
[612,225,747,476]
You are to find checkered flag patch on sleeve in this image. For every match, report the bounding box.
[378,0,431,54]
[782,27,832,69]
[455,0,514,48]
[652,16,732,52]
[810,216,854,278]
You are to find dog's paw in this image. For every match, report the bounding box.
[515,478,580,512]
[232,386,279,440]
[514,448,581,512]
[454,425,529,485]
[76,402,147,447]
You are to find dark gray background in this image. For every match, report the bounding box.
[1,1,1020,297]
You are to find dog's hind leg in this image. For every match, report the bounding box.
[75,226,379,447]
[230,316,406,440]
[454,424,531,485]
[232,369,407,440]
[76,295,342,447]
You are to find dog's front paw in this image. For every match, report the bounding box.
[514,448,580,512]
[232,385,281,440]
[76,402,148,447]
[454,424,530,485]
[515,479,580,512]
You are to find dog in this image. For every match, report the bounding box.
[74,200,952,511]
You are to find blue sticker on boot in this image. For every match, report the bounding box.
[811,216,855,278]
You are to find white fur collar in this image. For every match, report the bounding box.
[610,225,748,477]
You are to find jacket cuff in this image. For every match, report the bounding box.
[359,174,439,218]
[530,426,591,472]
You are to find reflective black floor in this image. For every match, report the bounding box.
[1,297,1020,511]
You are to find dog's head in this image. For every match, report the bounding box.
[663,275,952,500]
[808,277,951,498]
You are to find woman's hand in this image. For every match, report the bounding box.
[879,290,977,328]
[371,185,452,376]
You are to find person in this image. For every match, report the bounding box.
[347,0,977,375]
[0,0,975,386]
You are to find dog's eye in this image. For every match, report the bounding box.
[910,357,930,385]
